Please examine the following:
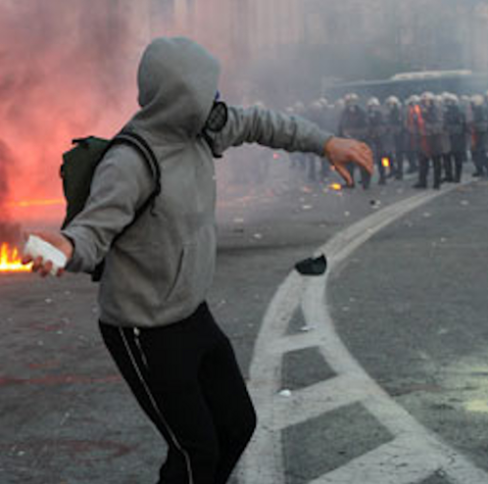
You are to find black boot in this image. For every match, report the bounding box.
[433,156,442,190]
[455,163,462,183]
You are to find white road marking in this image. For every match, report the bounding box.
[241,184,488,484]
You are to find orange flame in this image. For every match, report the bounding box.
[7,198,65,208]
[0,243,32,273]
[329,183,343,191]
[382,157,391,168]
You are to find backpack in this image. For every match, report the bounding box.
[60,130,161,282]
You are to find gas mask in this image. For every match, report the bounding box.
[201,92,228,158]
[204,92,228,133]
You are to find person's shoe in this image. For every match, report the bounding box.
[413,183,427,189]
[433,184,441,190]
[378,178,386,186]
[472,171,482,177]
[442,177,454,183]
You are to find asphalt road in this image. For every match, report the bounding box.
[329,178,488,478]
[1,167,487,484]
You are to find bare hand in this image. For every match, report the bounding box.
[21,231,74,278]
[324,137,374,186]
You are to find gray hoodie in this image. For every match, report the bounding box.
[62,37,333,328]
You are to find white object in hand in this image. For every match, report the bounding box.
[24,235,67,276]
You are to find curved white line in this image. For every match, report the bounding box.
[241,183,488,484]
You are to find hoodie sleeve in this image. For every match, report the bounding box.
[210,105,334,157]
[61,145,153,273]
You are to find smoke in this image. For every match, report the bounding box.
[238,0,488,108]
[0,0,145,226]
[1,0,484,231]
[0,137,21,242]
[0,139,13,206]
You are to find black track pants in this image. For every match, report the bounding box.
[99,302,257,484]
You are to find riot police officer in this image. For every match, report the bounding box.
[438,93,453,182]
[338,94,369,188]
[470,95,488,177]
[366,97,387,185]
[404,95,421,175]
[414,92,443,189]
[384,96,405,180]
[444,94,468,183]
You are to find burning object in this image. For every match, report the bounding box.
[7,198,64,209]
[0,222,30,273]
[0,243,31,273]
[329,183,342,191]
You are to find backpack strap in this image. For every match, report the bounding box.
[89,131,162,282]
[110,130,162,216]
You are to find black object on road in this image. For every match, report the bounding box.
[295,254,327,276]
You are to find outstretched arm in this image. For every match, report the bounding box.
[210,105,373,185]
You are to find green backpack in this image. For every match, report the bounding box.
[60,130,161,281]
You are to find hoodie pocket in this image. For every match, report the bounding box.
[163,233,215,307]
[163,243,195,304]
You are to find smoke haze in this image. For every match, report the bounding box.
[1,0,487,231]
[0,0,143,226]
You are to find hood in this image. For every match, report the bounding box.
[127,37,221,141]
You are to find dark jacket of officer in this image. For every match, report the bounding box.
[366,108,385,156]
[338,106,368,142]
[384,105,404,154]
[419,103,443,158]
[444,104,467,153]
[471,104,488,152]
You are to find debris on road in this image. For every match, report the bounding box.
[295,254,327,276]
[370,199,382,209]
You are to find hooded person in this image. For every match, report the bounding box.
[22,37,373,484]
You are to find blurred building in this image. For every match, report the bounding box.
[247,0,488,73]
[169,0,250,66]
[136,0,488,103]
[137,0,488,75]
